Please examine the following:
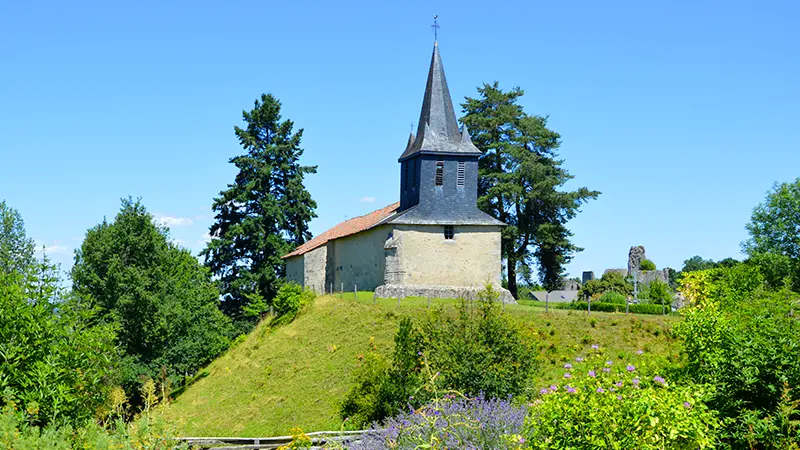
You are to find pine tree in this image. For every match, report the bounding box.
[461,83,599,297]
[202,94,317,319]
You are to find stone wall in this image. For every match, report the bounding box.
[330,224,391,291]
[285,255,304,287]
[303,245,327,294]
[392,224,502,287]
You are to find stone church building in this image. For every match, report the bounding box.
[283,41,512,302]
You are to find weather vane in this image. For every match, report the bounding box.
[431,15,440,41]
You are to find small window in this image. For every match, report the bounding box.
[444,225,454,240]
[435,161,444,186]
[457,161,465,187]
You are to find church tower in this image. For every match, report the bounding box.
[392,41,501,227]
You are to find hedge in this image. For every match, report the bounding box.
[556,301,669,315]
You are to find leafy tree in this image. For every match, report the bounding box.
[681,255,718,273]
[0,200,35,275]
[744,178,800,290]
[72,198,232,399]
[202,94,317,320]
[578,271,632,299]
[461,83,599,297]
[0,203,119,427]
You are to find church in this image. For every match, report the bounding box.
[283,41,512,302]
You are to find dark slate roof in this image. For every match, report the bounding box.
[398,42,482,162]
[381,204,504,226]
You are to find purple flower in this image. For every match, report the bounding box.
[632,377,640,385]
[683,402,692,409]
[576,357,584,362]
[588,370,597,378]
[591,344,599,349]
[549,384,558,392]
[564,372,572,379]
[653,376,666,385]
[596,387,605,393]
[417,351,423,356]
[519,437,526,444]
[564,363,573,370]
[636,349,644,355]
[617,395,623,400]
[605,360,613,366]
[626,364,636,372]
[540,388,549,395]
[609,387,616,392]
[615,381,623,387]
[602,367,611,373]
[567,386,576,394]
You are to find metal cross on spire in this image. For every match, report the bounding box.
[431,15,440,41]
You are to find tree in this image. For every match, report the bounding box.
[639,259,656,270]
[462,83,599,297]
[202,94,317,320]
[681,255,718,273]
[0,200,35,275]
[744,179,800,291]
[1,203,118,427]
[72,198,232,399]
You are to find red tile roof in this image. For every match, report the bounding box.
[282,202,400,259]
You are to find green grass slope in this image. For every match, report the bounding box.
[161,294,681,437]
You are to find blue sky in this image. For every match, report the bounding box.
[1,0,798,280]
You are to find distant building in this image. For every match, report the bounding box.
[282,40,512,302]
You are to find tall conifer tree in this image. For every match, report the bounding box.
[202,94,317,319]
[462,83,599,297]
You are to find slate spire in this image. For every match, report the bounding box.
[398,42,482,161]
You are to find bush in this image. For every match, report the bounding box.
[340,284,538,427]
[562,301,666,315]
[641,279,672,306]
[525,355,719,449]
[640,259,656,270]
[676,290,800,447]
[353,395,528,450]
[599,291,626,304]
[273,282,315,318]
[0,406,189,450]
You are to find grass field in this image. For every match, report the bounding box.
[160,293,681,437]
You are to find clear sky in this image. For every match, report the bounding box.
[1,0,798,280]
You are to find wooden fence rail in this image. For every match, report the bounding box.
[177,430,369,449]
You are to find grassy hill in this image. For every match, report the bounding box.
[160,294,681,437]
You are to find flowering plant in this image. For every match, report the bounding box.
[525,349,719,449]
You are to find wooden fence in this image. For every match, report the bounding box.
[177,430,368,449]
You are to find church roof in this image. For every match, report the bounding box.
[282,202,400,259]
[398,42,482,162]
[382,203,504,226]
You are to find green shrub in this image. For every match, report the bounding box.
[525,359,719,449]
[641,279,672,306]
[340,284,538,428]
[273,282,315,318]
[676,290,800,447]
[562,301,666,315]
[599,291,627,305]
[640,259,657,270]
[0,406,188,450]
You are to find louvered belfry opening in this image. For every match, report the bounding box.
[457,161,465,187]
[435,161,444,186]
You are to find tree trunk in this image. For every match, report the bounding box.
[507,258,518,299]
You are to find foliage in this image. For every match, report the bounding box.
[353,395,528,450]
[682,255,719,274]
[341,285,538,427]
[640,259,656,270]
[676,284,800,447]
[0,405,188,450]
[641,280,672,306]
[745,178,800,261]
[562,301,666,315]
[71,198,232,403]
[598,291,626,305]
[0,200,36,275]
[273,282,315,318]
[525,352,719,449]
[0,203,119,428]
[461,83,599,297]
[578,271,633,299]
[202,93,317,320]
[679,265,764,307]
